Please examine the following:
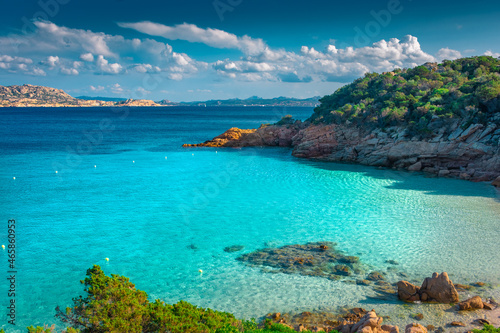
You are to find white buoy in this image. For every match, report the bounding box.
[55,171,58,174]
[94,165,97,168]
[192,153,194,156]
[165,156,167,159]
[133,161,135,163]
[216,151,218,153]
[1,245,5,249]
[13,177,15,180]
[105,258,109,261]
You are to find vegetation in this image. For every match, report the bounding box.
[310,56,500,135]
[473,324,500,333]
[20,265,319,333]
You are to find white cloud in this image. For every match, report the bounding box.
[110,83,124,94]
[45,55,60,69]
[96,55,123,74]
[485,50,500,58]
[61,67,79,75]
[80,53,94,62]
[90,85,105,92]
[0,21,206,80]
[436,47,462,61]
[214,35,436,82]
[135,87,151,95]
[118,21,267,55]
[133,63,161,73]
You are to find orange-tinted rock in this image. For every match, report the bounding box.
[397,281,420,302]
[458,296,484,310]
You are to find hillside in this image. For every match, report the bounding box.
[311,56,500,137]
[0,84,115,107]
[185,56,500,186]
[0,84,78,106]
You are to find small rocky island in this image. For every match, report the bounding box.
[184,57,500,187]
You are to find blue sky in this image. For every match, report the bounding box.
[0,0,499,101]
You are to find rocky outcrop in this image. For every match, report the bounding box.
[185,120,500,184]
[397,272,459,303]
[183,124,304,148]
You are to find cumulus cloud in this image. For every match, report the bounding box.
[133,63,161,73]
[61,67,79,75]
[96,55,123,74]
[90,85,105,92]
[214,35,436,82]
[0,21,206,79]
[485,50,500,58]
[436,47,462,61]
[110,83,124,94]
[80,53,94,62]
[118,21,267,55]
[45,55,60,68]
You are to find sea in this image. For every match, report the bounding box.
[0,106,499,332]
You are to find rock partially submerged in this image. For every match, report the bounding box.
[236,242,365,280]
[458,296,496,311]
[224,245,245,253]
[397,272,459,303]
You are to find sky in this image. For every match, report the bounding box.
[0,0,499,102]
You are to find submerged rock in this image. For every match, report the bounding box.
[223,245,245,253]
[367,272,385,281]
[405,323,427,333]
[237,242,365,280]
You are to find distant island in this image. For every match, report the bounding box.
[185,56,500,187]
[0,84,320,108]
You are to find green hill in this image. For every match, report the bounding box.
[310,56,500,136]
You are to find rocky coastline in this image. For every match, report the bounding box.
[183,120,500,187]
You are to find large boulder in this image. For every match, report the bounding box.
[397,281,420,302]
[397,272,459,303]
[420,272,459,303]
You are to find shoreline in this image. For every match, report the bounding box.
[183,123,500,188]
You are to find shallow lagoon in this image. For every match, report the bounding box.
[0,107,499,331]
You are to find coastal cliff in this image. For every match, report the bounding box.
[184,57,500,186]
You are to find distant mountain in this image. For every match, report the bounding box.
[176,96,321,107]
[76,96,127,102]
[0,84,320,108]
[0,84,78,106]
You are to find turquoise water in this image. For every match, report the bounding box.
[0,107,499,331]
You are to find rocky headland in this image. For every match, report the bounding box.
[184,57,500,187]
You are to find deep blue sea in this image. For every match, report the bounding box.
[0,106,499,331]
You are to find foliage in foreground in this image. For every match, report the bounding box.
[23,265,318,333]
[473,324,500,333]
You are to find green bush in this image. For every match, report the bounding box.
[472,324,500,333]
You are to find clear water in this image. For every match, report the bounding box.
[0,107,499,332]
